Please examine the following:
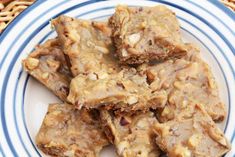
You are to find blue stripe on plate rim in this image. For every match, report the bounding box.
[0,144,4,157]
[208,0,235,21]
[1,0,235,156]
[1,1,234,156]
[188,0,235,37]
[0,3,234,157]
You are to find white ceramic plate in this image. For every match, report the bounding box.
[0,0,234,156]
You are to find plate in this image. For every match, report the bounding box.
[0,0,234,156]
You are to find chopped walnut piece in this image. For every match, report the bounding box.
[41,72,49,80]
[46,59,60,71]
[128,33,141,46]
[127,96,138,105]
[169,145,191,157]
[188,134,202,148]
[24,57,39,70]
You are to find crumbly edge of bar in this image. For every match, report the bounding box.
[36,103,109,157]
[100,110,161,157]
[67,67,168,114]
[109,5,187,65]
[52,15,114,77]
[22,39,71,102]
[153,104,231,156]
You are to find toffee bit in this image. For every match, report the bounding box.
[59,86,69,95]
[120,117,130,126]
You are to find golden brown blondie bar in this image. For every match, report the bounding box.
[36,103,109,157]
[100,110,160,157]
[109,5,187,64]
[141,44,226,121]
[67,67,167,112]
[22,39,72,101]
[52,15,118,77]
[153,104,230,157]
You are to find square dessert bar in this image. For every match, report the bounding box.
[22,39,72,101]
[100,110,160,157]
[141,44,226,122]
[109,5,187,64]
[36,103,109,157]
[153,104,230,157]
[67,67,167,113]
[52,15,118,77]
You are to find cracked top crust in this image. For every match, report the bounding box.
[109,5,187,64]
[36,103,109,157]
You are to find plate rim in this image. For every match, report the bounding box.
[0,0,234,157]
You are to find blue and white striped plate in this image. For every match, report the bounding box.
[0,0,234,156]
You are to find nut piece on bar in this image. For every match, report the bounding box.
[100,110,160,157]
[141,44,226,122]
[36,103,109,157]
[153,104,231,157]
[67,67,167,112]
[109,5,187,64]
[22,39,72,101]
[52,15,118,77]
